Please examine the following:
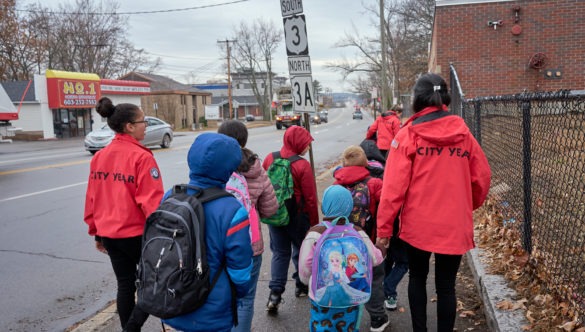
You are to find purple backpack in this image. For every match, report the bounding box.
[311,217,373,308]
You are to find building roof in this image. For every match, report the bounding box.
[0,80,37,103]
[212,95,259,106]
[117,72,210,95]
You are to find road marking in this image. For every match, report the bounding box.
[0,152,87,165]
[0,181,87,203]
[0,159,90,176]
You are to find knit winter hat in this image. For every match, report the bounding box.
[321,185,354,218]
[342,145,368,167]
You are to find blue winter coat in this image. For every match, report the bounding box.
[163,133,253,332]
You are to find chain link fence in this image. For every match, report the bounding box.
[460,89,585,317]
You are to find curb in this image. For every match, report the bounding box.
[69,302,117,332]
[466,248,529,332]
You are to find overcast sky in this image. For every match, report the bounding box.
[24,0,378,92]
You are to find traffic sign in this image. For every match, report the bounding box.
[290,75,315,113]
[281,0,303,17]
[283,15,309,56]
[288,56,311,75]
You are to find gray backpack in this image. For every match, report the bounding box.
[136,185,231,319]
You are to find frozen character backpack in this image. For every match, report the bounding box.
[311,216,373,308]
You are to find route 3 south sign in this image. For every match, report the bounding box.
[283,15,309,56]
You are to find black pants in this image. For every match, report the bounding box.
[406,243,462,332]
[102,236,149,332]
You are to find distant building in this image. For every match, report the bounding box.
[430,0,585,98]
[1,70,148,140]
[119,72,211,129]
[198,72,288,120]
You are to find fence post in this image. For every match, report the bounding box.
[521,99,532,253]
[474,100,482,145]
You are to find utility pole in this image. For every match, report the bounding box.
[217,39,236,119]
[379,0,388,113]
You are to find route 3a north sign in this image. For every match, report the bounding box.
[291,75,315,113]
[283,15,309,56]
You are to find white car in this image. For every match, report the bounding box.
[84,116,173,154]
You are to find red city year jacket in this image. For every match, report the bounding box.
[366,111,401,150]
[333,165,383,241]
[84,134,164,239]
[262,126,319,226]
[377,106,491,255]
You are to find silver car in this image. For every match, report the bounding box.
[84,116,173,154]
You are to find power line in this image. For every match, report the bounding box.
[15,0,249,16]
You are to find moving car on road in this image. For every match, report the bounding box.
[275,111,302,129]
[352,110,363,120]
[84,116,173,154]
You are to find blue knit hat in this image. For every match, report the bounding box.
[321,185,354,218]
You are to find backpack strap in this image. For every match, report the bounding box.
[272,151,303,164]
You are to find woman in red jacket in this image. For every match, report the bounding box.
[376,74,491,332]
[366,104,402,157]
[84,97,164,332]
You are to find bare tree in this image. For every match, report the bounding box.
[1,0,158,80]
[326,0,434,100]
[228,18,282,119]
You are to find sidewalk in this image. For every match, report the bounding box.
[70,162,527,332]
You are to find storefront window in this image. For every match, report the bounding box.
[52,108,92,138]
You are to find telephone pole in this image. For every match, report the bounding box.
[379,0,388,112]
[217,39,237,119]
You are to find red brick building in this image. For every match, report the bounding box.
[429,0,585,98]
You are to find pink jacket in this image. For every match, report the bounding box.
[242,158,278,255]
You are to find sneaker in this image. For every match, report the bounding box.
[266,291,282,314]
[384,296,397,311]
[370,314,390,332]
[295,284,308,297]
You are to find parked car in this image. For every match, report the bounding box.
[275,111,302,129]
[352,110,363,120]
[245,114,255,121]
[84,116,173,154]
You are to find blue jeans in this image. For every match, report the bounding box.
[268,212,310,293]
[383,236,409,298]
[232,254,262,332]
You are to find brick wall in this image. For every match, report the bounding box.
[429,0,585,98]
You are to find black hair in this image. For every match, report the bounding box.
[237,147,258,173]
[217,119,256,172]
[411,73,451,113]
[218,119,248,147]
[95,97,141,133]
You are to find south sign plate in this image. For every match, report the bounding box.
[291,75,315,113]
[283,15,309,56]
[281,0,303,17]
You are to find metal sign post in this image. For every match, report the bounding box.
[281,0,316,177]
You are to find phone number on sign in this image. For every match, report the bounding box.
[63,98,97,106]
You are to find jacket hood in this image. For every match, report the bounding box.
[242,158,262,180]
[410,114,470,146]
[360,139,386,164]
[281,125,314,156]
[188,133,242,188]
[333,166,370,185]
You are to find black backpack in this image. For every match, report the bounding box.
[136,184,232,319]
